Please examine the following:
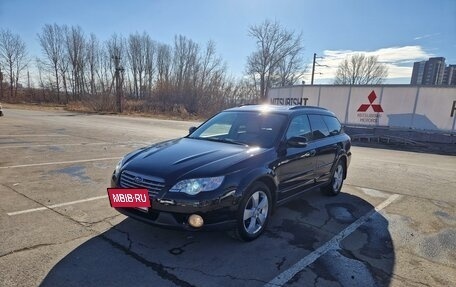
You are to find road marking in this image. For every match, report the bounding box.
[7,195,108,216]
[0,157,120,169]
[0,142,147,149]
[0,134,69,137]
[264,193,401,287]
[0,142,108,149]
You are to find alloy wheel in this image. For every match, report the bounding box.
[242,190,269,235]
[332,163,344,192]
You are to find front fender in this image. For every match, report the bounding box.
[230,167,277,205]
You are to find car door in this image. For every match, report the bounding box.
[308,114,339,183]
[276,114,317,199]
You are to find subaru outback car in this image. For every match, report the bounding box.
[111,105,351,241]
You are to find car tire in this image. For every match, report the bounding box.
[322,160,345,196]
[231,182,272,241]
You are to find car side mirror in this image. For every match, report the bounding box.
[287,136,308,148]
[188,126,197,134]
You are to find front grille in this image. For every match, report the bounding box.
[120,170,165,197]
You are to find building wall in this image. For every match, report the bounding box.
[268,85,456,133]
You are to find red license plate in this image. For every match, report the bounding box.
[107,188,151,208]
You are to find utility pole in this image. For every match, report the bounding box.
[27,70,31,103]
[311,53,327,85]
[0,67,3,100]
[311,53,316,85]
[113,56,124,113]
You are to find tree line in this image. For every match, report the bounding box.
[0,20,387,116]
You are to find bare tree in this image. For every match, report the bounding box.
[3,24,244,115]
[199,40,222,88]
[334,54,388,85]
[0,29,28,100]
[107,34,126,112]
[127,33,141,97]
[37,24,65,102]
[156,43,172,85]
[65,26,86,99]
[127,32,156,98]
[143,35,156,98]
[245,20,305,100]
[107,34,126,92]
[85,33,99,95]
[96,47,111,93]
[273,50,306,87]
[172,35,199,91]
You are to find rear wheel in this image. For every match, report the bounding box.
[232,182,272,241]
[322,160,345,196]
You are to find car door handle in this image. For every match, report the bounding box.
[303,150,316,158]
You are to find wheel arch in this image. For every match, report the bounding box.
[237,168,278,209]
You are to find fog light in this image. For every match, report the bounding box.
[188,214,204,228]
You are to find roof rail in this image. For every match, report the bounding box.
[289,105,327,110]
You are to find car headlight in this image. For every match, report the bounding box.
[169,176,225,195]
[114,158,124,177]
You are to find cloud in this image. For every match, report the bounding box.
[305,45,434,84]
[414,33,440,40]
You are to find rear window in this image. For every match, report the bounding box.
[323,116,342,135]
[308,115,330,140]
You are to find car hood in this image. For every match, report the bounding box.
[122,138,267,181]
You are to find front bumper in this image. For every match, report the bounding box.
[111,177,239,231]
[115,207,237,231]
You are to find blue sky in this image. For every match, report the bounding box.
[0,0,455,84]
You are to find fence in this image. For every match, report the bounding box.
[268,85,456,134]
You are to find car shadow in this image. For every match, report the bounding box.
[40,189,394,287]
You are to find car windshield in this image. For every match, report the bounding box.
[188,111,287,148]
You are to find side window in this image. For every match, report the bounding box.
[308,115,330,140]
[323,116,342,135]
[286,115,312,141]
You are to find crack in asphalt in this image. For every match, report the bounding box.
[109,225,134,251]
[170,265,272,285]
[78,214,122,226]
[100,234,195,287]
[312,274,319,286]
[168,241,195,255]
[276,256,286,271]
[1,184,97,229]
[319,213,333,229]
[2,183,195,287]
[0,235,93,258]
[0,243,55,258]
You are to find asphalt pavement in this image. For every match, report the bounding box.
[0,107,455,287]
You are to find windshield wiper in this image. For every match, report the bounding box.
[197,137,248,146]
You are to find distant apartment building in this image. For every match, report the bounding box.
[443,65,456,85]
[411,61,426,84]
[411,57,456,85]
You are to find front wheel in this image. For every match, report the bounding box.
[322,160,345,196]
[232,182,272,241]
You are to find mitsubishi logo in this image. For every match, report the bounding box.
[357,91,384,112]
